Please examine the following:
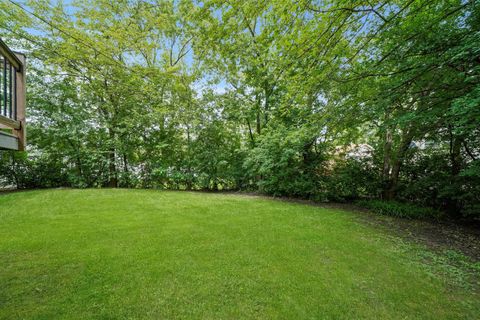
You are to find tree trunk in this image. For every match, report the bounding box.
[246,118,255,146]
[67,139,83,183]
[108,129,118,188]
[446,126,462,215]
[384,130,413,200]
[122,152,129,188]
[256,94,261,135]
[450,132,462,177]
[381,127,393,199]
[264,85,270,125]
[186,125,193,190]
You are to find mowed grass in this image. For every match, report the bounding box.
[0,189,478,319]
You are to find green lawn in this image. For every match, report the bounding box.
[0,189,478,319]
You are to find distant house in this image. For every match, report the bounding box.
[0,38,26,151]
[334,143,374,160]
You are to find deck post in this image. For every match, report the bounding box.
[14,53,25,151]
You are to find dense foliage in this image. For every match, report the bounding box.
[0,0,478,219]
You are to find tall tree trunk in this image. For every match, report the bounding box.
[256,94,261,135]
[108,128,118,188]
[67,139,83,183]
[186,125,193,190]
[381,127,393,199]
[246,118,255,146]
[450,130,462,177]
[123,152,129,188]
[446,125,463,215]
[384,130,414,200]
[264,85,270,125]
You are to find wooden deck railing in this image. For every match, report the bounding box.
[0,38,26,151]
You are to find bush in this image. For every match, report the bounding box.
[357,199,440,219]
[322,158,380,202]
[400,150,480,219]
[244,125,325,198]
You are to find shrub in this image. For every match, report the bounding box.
[357,199,440,219]
[322,158,380,202]
[243,125,325,198]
